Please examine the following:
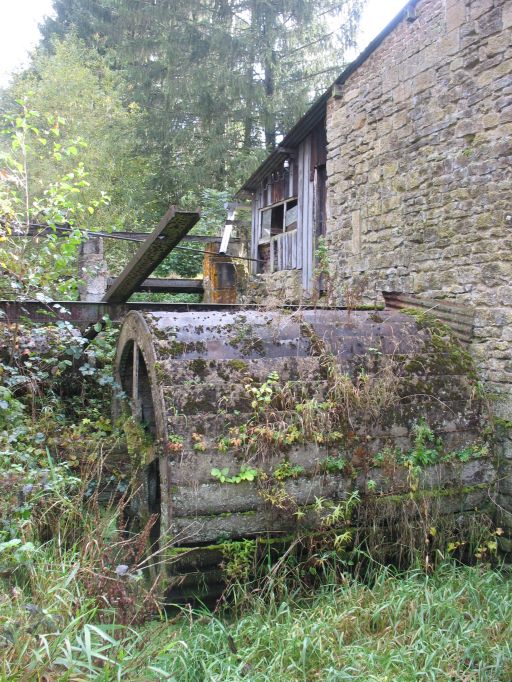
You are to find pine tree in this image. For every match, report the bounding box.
[40,0,365,200]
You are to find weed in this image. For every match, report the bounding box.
[321,454,347,474]
[407,418,441,467]
[167,432,184,453]
[272,460,304,481]
[245,371,280,411]
[211,465,259,484]
[220,539,256,582]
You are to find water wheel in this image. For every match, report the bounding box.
[114,307,490,600]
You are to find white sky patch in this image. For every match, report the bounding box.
[356,0,409,49]
[0,0,55,87]
[0,0,408,87]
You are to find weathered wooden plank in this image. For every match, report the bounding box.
[103,207,200,304]
[296,143,304,271]
[170,459,495,517]
[301,135,314,293]
[300,138,308,283]
[106,277,203,294]
[251,198,258,271]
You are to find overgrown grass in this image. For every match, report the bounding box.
[153,563,512,681]
[2,561,510,680]
[1,320,509,680]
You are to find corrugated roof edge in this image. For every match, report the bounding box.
[237,0,419,196]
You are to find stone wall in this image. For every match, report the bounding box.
[324,0,511,546]
[240,269,304,305]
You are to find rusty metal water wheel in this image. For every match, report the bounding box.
[113,307,487,602]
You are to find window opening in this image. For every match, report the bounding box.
[257,196,298,274]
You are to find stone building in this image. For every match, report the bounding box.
[239,0,512,544]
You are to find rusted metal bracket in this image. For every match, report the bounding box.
[102,206,200,304]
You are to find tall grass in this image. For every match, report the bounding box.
[153,563,511,681]
[3,559,509,680]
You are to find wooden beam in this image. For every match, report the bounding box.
[106,277,204,294]
[111,233,235,244]
[9,224,233,243]
[102,207,200,304]
[0,300,259,327]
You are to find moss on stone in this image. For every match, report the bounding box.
[188,358,208,377]
[227,359,249,373]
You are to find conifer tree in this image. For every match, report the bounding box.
[40,0,365,198]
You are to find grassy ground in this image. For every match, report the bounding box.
[151,563,512,682]
[2,561,510,680]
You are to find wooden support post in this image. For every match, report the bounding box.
[78,235,108,302]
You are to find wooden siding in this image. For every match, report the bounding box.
[271,230,298,271]
[250,135,315,291]
[297,134,315,292]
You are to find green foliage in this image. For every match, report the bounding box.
[0,317,120,433]
[447,443,489,463]
[272,460,305,481]
[147,564,512,681]
[221,539,256,582]
[40,0,365,201]
[407,418,441,467]
[2,561,509,680]
[0,385,25,435]
[0,102,110,300]
[0,538,36,572]
[211,465,259,484]
[321,454,347,474]
[371,429,490,478]
[315,490,360,531]
[246,371,280,412]
[366,478,377,492]
[4,35,153,233]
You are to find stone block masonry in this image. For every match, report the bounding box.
[324,0,512,547]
